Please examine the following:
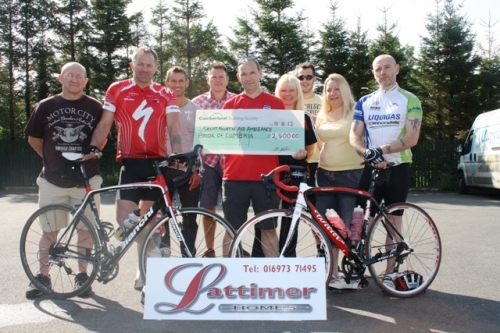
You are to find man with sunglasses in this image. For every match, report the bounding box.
[296,62,322,187]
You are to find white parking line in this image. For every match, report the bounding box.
[0,303,70,328]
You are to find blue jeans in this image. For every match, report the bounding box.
[315,168,363,232]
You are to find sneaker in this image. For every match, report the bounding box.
[75,272,93,298]
[134,268,144,291]
[140,286,146,307]
[316,244,325,258]
[147,246,162,258]
[134,247,163,290]
[160,246,171,258]
[328,277,359,290]
[26,274,51,299]
[202,248,215,258]
[380,273,396,290]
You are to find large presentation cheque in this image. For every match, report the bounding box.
[192,109,305,155]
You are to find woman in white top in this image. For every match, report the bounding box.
[315,73,364,290]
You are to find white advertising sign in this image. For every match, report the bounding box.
[143,258,326,321]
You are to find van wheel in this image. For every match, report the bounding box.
[458,172,469,194]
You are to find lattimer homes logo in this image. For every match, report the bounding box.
[154,263,315,314]
[144,259,326,321]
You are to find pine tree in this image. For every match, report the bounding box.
[252,0,310,91]
[348,16,373,100]
[89,0,132,95]
[167,0,221,97]
[150,0,172,82]
[52,0,89,61]
[415,0,481,139]
[18,0,54,121]
[369,6,415,90]
[316,2,351,81]
[0,0,21,140]
[477,12,500,112]
[228,14,259,60]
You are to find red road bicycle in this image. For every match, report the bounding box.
[228,165,441,298]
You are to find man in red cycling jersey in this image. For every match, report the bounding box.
[84,46,181,290]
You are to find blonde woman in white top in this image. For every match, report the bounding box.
[315,73,364,290]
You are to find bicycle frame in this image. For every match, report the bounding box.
[275,170,413,273]
[52,158,199,282]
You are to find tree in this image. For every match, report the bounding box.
[167,0,222,97]
[52,0,89,62]
[415,0,481,139]
[228,14,259,60]
[150,0,172,82]
[33,38,60,102]
[18,0,54,121]
[477,11,500,111]
[316,1,351,81]
[369,6,415,90]
[89,0,131,95]
[348,16,373,100]
[252,0,311,91]
[0,0,22,140]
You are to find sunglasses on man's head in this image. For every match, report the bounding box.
[297,75,314,81]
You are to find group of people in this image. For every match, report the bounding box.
[24,45,422,301]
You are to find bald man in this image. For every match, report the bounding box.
[349,54,423,288]
[24,62,105,299]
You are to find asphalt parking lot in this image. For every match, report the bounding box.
[1,189,499,333]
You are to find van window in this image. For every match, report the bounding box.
[463,130,474,154]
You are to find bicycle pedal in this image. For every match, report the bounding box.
[359,280,369,289]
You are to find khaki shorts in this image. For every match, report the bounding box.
[36,176,102,232]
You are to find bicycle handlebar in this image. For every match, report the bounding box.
[261,165,307,204]
[162,144,204,188]
[62,145,204,189]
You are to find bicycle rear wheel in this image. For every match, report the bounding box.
[365,202,441,298]
[228,209,334,285]
[139,208,236,280]
[20,204,98,298]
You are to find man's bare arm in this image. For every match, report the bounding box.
[28,136,43,157]
[90,110,115,148]
[349,120,367,155]
[167,112,182,153]
[380,116,421,155]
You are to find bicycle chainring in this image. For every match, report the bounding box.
[95,251,119,283]
[341,256,365,283]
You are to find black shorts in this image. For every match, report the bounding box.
[358,163,410,216]
[117,158,180,204]
[222,180,279,231]
[199,161,223,208]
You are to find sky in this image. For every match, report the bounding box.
[129,0,500,54]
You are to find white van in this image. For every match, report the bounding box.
[457,109,500,194]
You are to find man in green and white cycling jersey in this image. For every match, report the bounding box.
[349,54,422,278]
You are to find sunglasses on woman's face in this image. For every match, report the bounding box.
[297,75,314,81]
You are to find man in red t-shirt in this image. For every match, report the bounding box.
[221,57,305,257]
[84,46,181,290]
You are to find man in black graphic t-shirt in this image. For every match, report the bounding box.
[24,62,106,299]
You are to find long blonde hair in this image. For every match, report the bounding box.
[317,73,355,125]
[275,74,304,110]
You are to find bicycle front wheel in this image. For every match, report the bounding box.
[228,209,334,285]
[20,204,98,298]
[365,202,441,298]
[139,208,236,280]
